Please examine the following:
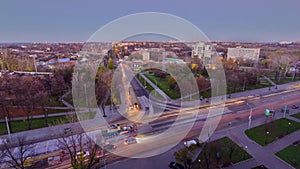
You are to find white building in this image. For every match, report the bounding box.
[141,50,150,61]
[227,47,260,64]
[192,42,214,60]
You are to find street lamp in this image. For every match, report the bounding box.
[287,122,291,134]
[246,102,253,129]
[243,146,247,159]
[265,131,270,144]
[198,159,202,169]
[154,79,158,96]
[281,95,288,118]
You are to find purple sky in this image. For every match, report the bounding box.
[0,0,300,42]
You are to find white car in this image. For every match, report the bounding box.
[184,139,198,147]
[76,151,90,159]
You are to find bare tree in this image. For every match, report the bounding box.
[0,73,17,130]
[0,137,36,169]
[15,76,47,129]
[174,148,192,169]
[50,73,68,96]
[57,132,101,169]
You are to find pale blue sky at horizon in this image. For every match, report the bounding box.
[0,0,300,43]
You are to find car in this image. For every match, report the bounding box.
[64,128,71,134]
[184,139,199,147]
[169,161,184,169]
[76,151,89,159]
[124,137,137,145]
[292,105,299,109]
[129,104,134,110]
[104,144,117,151]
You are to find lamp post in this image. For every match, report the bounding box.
[154,79,158,96]
[5,116,11,141]
[243,145,248,159]
[281,95,288,118]
[246,102,253,130]
[287,122,291,134]
[198,159,202,169]
[265,131,270,144]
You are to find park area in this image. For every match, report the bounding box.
[291,112,300,119]
[275,140,300,169]
[143,72,181,99]
[245,118,300,146]
[191,137,252,169]
[0,115,73,135]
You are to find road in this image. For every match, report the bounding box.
[1,85,300,169]
[2,64,300,168]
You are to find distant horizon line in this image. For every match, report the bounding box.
[0,40,299,44]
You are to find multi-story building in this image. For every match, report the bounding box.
[191,42,215,60]
[227,47,260,65]
[141,50,150,61]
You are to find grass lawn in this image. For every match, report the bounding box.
[0,111,97,136]
[245,118,300,146]
[251,165,268,169]
[136,74,167,101]
[48,95,65,107]
[136,73,154,92]
[291,112,300,119]
[192,137,252,169]
[0,115,73,135]
[275,141,300,169]
[63,92,73,105]
[275,77,297,85]
[144,73,180,99]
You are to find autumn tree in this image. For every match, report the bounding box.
[107,58,114,69]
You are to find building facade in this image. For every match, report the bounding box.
[227,47,260,64]
[192,42,214,60]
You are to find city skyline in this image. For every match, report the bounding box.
[1,0,300,43]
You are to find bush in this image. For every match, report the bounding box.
[154,72,167,79]
[169,83,176,89]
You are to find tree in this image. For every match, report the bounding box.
[57,132,102,169]
[107,57,114,69]
[0,73,16,130]
[196,77,211,92]
[0,137,36,169]
[54,67,74,85]
[50,73,68,96]
[15,76,47,129]
[96,69,113,117]
[174,148,192,169]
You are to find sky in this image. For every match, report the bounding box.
[0,0,300,43]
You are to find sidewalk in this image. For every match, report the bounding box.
[222,115,300,169]
[0,111,76,123]
[139,73,172,101]
[181,80,300,108]
[139,72,300,107]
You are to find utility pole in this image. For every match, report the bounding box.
[283,105,287,118]
[5,116,11,141]
[246,102,253,130]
